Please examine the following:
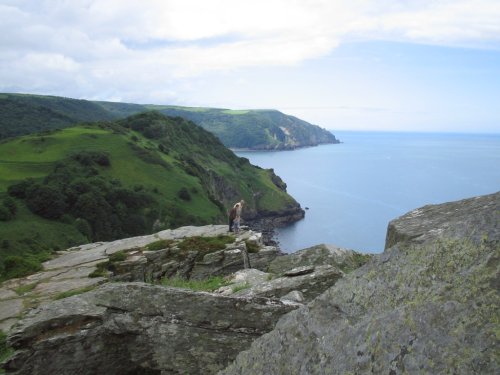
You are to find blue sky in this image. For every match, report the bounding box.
[1,0,499,133]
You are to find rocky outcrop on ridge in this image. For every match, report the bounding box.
[217,244,372,303]
[4,283,299,375]
[1,224,368,375]
[385,191,500,248]
[0,225,274,332]
[220,191,500,375]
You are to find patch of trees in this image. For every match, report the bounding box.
[0,197,16,221]
[8,151,157,241]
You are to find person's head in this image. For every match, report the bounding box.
[240,199,245,206]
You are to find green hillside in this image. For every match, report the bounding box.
[0,111,300,280]
[0,93,115,139]
[150,106,339,149]
[0,93,339,149]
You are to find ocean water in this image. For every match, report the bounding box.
[236,131,500,253]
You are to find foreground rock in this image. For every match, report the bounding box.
[0,225,275,332]
[268,243,371,274]
[220,192,500,374]
[385,191,500,248]
[4,283,299,375]
[216,244,371,303]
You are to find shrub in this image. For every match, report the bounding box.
[2,197,16,215]
[161,275,229,292]
[177,235,233,261]
[74,218,92,239]
[146,239,174,251]
[88,262,110,278]
[14,282,38,295]
[245,240,260,253]
[0,330,13,363]
[2,256,42,280]
[25,184,67,219]
[177,187,191,201]
[7,178,35,199]
[0,205,13,221]
[109,251,127,262]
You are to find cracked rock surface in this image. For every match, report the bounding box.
[220,192,500,375]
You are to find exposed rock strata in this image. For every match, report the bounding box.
[4,283,299,375]
[0,226,273,332]
[220,192,500,375]
[1,224,368,374]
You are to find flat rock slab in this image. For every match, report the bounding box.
[0,289,17,300]
[0,225,257,334]
[284,265,315,276]
[33,277,106,296]
[0,298,23,321]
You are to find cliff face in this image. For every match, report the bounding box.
[1,227,365,375]
[2,192,498,375]
[220,191,500,375]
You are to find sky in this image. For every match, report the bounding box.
[1,0,500,133]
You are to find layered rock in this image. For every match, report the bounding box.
[1,224,371,374]
[4,283,299,375]
[217,244,372,303]
[0,225,276,332]
[267,243,371,274]
[220,192,500,375]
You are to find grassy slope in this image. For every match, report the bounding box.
[0,113,297,279]
[0,93,115,139]
[0,94,337,149]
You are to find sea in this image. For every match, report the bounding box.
[236,131,500,254]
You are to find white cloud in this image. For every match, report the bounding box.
[0,0,499,101]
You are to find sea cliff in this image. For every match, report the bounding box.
[1,191,498,374]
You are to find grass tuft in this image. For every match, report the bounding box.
[146,239,174,251]
[14,282,38,296]
[177,235,233,261]
[161,275,229,292]
[54,285,96,300]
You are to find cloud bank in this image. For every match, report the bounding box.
[1,0,499,102]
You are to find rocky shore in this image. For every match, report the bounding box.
[1,191,498,374]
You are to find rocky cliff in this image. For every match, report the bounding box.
[220,191,500,374]
[1,225,367,374]
[2,192,498,375]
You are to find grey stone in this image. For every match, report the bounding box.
[233,265,343,302]
[280,290,304,303]
[268,243,371,275]
[385,190,500,249]
[0,289,17,300]
[283,265,315,276]
[4,283,299,375]
[219,193,500,375]
[0,299,23,322]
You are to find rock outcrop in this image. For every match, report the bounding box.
[217,244,372,303]
[4,283,299,375]
[220,192,500,375]
[385,191,500,248]
[267,243,371,274]
[2,224,367,375]
[0,225,276,332]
